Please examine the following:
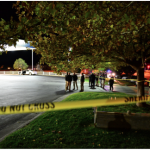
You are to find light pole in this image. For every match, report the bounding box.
[32,49,33,70]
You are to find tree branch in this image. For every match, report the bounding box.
[63,1,82,20]
[125,1,134,8]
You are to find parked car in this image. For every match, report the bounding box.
[22,70,37,75]
[115,74,121,78]
[122,76,128,79]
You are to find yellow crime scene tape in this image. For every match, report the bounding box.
[0,95,150,115]
[98,77,150,82]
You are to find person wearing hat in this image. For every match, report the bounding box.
[109,76,114,91]
[89,73,92,87]
[91,73,95,89]
[65,72,69,91]
[67,73,72,92]
[72,72,78,90]
[80,73,85,92]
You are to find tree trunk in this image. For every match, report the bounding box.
[136,67,147,107]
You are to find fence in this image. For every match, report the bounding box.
[0,71,20,74]
[0,71,81,78]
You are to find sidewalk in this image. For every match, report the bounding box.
[53,83,138,103]
[103,84,148,95]
[53,82,107,102]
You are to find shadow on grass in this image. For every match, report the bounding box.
[107,113,131,130]
[98,125,132,130]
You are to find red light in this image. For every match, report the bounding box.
[148,65,150,68]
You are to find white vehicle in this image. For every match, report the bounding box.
[22,70,37,75]
[122,76,128,79]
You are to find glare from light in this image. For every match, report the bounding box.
[107,73,111,78]
[107,69,111,73]
[0,39,36,51]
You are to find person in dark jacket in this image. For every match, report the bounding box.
[91,73,95,89]
[65,72,68,91]
[99,74,102,87]
[101,73,105,89]
[89,73,92,87]
[80,73,85,92]
[109,76,114,91]
[94,73,96,87]
[148,79,150,96]
[67,73,72,91]
[72,73,78,90]
[95,73,99,86]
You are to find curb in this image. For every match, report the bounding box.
[53,93,75,102]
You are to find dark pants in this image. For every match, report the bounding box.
[95,79,98,86]
[110,84,113,91]
[68,81,71,91]
[81,82,84,91]
[91,81,95,89]
[100,79,102,87]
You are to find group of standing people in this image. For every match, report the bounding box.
[65,72,115,92]
[89,73,114,91]
[65,72,85,92]
[89,73,106,89]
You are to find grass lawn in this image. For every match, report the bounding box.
[0,92,150,148]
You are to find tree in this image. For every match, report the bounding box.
[6,1,150,107]
[0,15,24,50]
[13,58,28,70]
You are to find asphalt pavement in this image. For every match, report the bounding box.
[0,75,146,142]
[0,75,76,142]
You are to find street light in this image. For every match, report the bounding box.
[0,39,36,71]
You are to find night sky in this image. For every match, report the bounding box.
[0,1,41,69]
[0,51,41,68]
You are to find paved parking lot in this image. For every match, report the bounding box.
[0,75,77,137]
[0,75,71,106]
